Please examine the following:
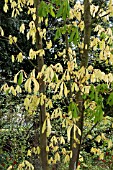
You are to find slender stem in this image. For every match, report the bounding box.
[34,0,48,170]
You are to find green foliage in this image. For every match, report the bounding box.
[68,102,78,118]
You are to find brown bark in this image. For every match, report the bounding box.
[69,0,91,169]
[34,0,48,170]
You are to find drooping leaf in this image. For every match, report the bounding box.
[18,72,23,85]
[68,102,78,118]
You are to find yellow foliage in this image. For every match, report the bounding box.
[108,139,112,148]
[0,26,4,36]
[99,153,104,160]
[7,165,13,170]
[9,35,17,44]
[67,125,73,142]
[64,154,70,163]
[36,146,40,154]
[20,23,25,34]
[55,152,60,161]
[42,119,47,134]
[11,55,15,62]
[87,134,93,139]
[17,52,23,62]
[27,150,31,157]
[95,135,101,143]
[46,40,52,49]
[3,3,8,12]
[47,118,52,136]
[46,146,49,152]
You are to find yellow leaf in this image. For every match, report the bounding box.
[37,146,40,154]
[60,136,65,144]
[64,83,68,97]
[25,78,32,93]
[27,150,31,157]
[46,40,52,49]
[17,52,23,62]
[76,165,80,170]
[95,135,101,143]
[90,147,97,154]
[51,136,57,145]
[0,26,4,36]
[32,78,39,94]
[53,146,58,152]
[101,133,106,140]
[3,3,8,13]
[36,49,45,57]
[5,0,8,3]
[20,23,25,34]
[64,155,70,163]
[67,126,73,142]
[14,73,18,83]
[46,146,49,152]
[9,35,13,44]
[16,85,22,93]
[45,18,48,26]
[108,139,112,148]
[79,156,83,162]
[42,119,47,133]
[7,165,13,170]
[13,36,17,43]
[32,14,36,21]
[55,152,60,161]
[10,86,16,96]
[72,83,79,92]
[24,160,34,169]
[12,55,15,62]
[79,21,84,31]
[87,134,93,139]
[99,153,104,160]
[47,118,52,136]
[59,82,63,97]
[62,148,66,155]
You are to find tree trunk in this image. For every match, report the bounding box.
[34,0,48,170]
[69,0,91,169]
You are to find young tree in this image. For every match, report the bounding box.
[1,0,113,170]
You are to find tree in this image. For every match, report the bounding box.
[1,0,113,170]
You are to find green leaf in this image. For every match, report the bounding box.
[74,28,79,45]
[54,28,61,40]
[95,91,98,102]
[38,1,48,17]
[68,29,76,43]
[68,102,78,118]
[52,73,57,82]
[56,6,63,18]
[18,72,23,85]
[89,85,95,100]
[107,92,113,106]
[94,105,103,123]
[49,6,55,17]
